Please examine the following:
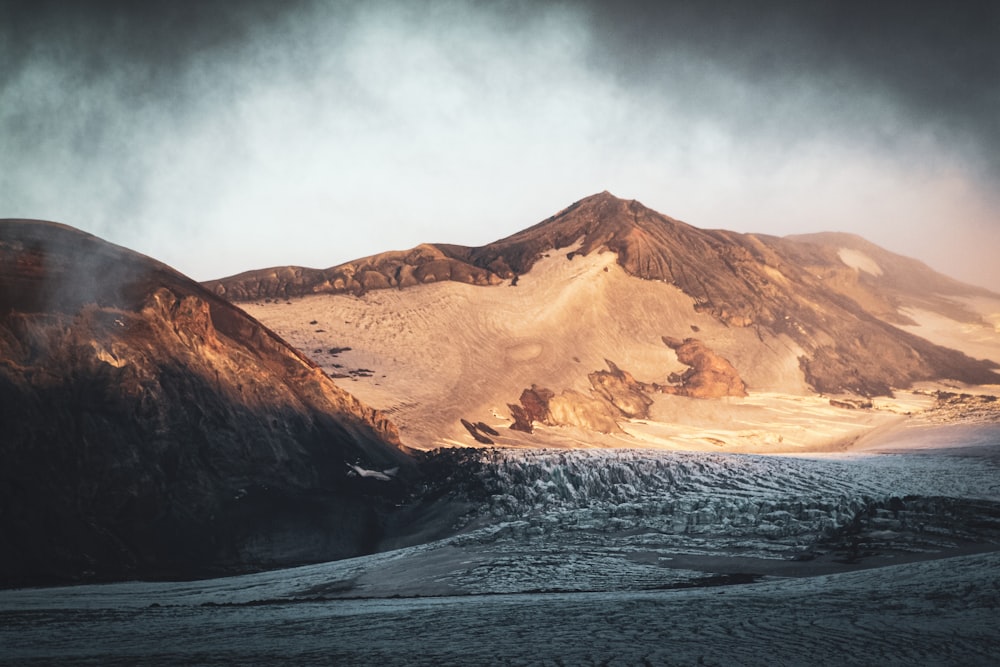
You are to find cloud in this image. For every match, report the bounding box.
[580,0,1000,177]
[1,0,998,289]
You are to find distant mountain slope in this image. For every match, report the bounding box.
[0,220,413,586]
[206,243,503,302]
[209,192,999,398]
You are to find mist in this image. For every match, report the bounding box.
[2,0,998,289]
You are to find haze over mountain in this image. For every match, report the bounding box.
[0,220,412,586]
[212,193,1000,449]
[4,2,999,290]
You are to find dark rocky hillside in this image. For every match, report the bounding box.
[0,220,414,587]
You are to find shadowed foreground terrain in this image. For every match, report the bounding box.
[0,220,412,586]
[3,439,999,665]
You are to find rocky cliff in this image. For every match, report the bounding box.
[0,220,413,586]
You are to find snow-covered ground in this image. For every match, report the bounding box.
[2,552,998,666]
[3,437,999,665]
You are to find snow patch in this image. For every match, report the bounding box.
[837,248,883,276]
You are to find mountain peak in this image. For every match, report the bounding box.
[581,189,627,203]
[460,189,697,279]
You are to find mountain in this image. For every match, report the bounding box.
[0,220,413,586]
[209,192,1000,449]
[207,243,504,301]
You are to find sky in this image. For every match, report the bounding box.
[2,0,999,288]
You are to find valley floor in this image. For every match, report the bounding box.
[2,425,999,665]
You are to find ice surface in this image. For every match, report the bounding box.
[2,445,999,665]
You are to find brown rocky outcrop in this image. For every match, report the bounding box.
[660,337,748,398]
[588,359,655,418]
[547,389,625,434]
[0,220,413,587]
[508,361,656,435]
[507,385,555,433]
[507,402,535,433]
[508,384,623,435]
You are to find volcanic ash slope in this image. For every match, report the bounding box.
[244,249,807,448]
[220,192,1000,451]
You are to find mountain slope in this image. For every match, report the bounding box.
[0,220,413,586]
[211,192,999,397]
[206,243,504,301]
[453,194,1000,395]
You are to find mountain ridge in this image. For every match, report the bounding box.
[209,192,1000,397]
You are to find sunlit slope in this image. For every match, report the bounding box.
[216,192,999,394]
[896,294,1000,369]
[245,250,812,448]
[227,192,1000,450]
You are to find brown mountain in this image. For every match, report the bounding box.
[209,192,999,399]
[206,243,504,301]
[0,220,413,586]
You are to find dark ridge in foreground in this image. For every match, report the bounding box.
[0,220,414,587]
[207,192,1000,396]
